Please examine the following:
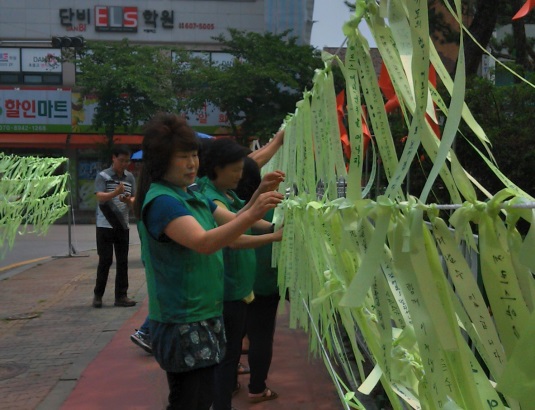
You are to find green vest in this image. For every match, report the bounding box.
[198,176,256,301]
[253,208,278,296]
[139,182,224,323]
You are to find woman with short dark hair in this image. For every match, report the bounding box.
[134,113,284,410]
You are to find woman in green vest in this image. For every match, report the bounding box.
[198,138,284,410]
[133,113,284,410]
[235,156,282,403]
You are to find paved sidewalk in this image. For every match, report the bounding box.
[0,245,147,410]
[0,244,343,410]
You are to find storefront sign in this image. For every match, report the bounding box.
[21,49,62,73]
[60,8,91,26]
[71,88,235,133]
[0,48,21,72]
[56,6,218,35]
[77,159,101,210]
[0,88,236,134]
[0,89,71,132]
[142,9,174,32]
[95,6,138,32]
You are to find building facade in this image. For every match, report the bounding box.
[0,0,314,214]
[265,0,314,45]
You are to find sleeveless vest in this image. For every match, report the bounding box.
[198,177,256,301]
[139,182,223,323]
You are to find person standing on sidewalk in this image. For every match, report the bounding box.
[134,112,284,410]
[236,145,284,404]
[93,145,137,308]
[130,316,153,354]
[198,138,283,410]
[130,146,210,355]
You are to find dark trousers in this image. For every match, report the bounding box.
[94,227,130,299]
[246,293,280,394]
[213,300,248,410]
[166,366,215,410]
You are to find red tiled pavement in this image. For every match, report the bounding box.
[60,299,342,410]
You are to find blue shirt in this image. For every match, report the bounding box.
[146,194,217,241]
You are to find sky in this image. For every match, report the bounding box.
[310,0,376,49]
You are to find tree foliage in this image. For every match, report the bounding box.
[394,75,535,204]
[457,74,535,197]
[345,1,534,76]
[75,39,177,146]
[431,0,535,75]
[173,29,324,145]
[490,0,535,74]
[73,33,326,147]
[462,0,500,76]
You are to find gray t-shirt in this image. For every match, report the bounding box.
[94,166,136,229]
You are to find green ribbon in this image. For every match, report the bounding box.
[0,153,69,259]
[260,1,535,407]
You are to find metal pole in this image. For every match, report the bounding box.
[67,189,75,256]
[65,140,75,255]
[53,139,88,259]
[301,295,351,410]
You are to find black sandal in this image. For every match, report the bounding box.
[248,388,278,403]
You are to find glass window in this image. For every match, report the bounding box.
[211,52,234,67]
[23,74,43,84]
[42,74,62,84]
[0,73,20,84]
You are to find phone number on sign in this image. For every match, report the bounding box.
[178,22,215,30]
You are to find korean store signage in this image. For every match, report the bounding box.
[60,8,91,26]
[21,49,62,73]
[0,48,21,72]
[95,6,138,33]
[0,89,71,132]
[0,89,236,134]
[57,6,217,34]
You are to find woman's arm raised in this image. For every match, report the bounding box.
[164,191,283,254]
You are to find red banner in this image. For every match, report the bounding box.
[513,0,535,20]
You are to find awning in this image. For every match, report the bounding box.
[0,133,143,149]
